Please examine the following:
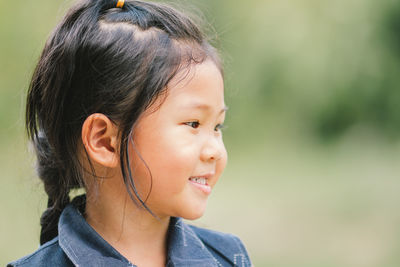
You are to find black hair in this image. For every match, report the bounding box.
[26,0,221,245]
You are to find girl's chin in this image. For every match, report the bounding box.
[148,206,207,221]
[178,207,207,221]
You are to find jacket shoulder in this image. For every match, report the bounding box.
[189,224,252,267]
[7,237,73,267]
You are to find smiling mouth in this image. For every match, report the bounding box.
[189,177,208,185]
[189,176,212,194]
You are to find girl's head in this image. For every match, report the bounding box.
[27,0,226,245]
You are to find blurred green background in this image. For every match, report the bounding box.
[2,0,400,266]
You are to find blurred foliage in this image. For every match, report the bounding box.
[197,0,400,143]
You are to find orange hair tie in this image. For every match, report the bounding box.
[116,0,125,8]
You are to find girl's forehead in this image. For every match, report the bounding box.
[145,60,225,115]
[167,60,223,95]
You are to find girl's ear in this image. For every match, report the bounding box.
[81,113,119,168]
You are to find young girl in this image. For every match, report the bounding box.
[9,0,252,266]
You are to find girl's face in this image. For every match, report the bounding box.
[130,60,227,220]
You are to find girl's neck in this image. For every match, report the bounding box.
[85,192,170,267]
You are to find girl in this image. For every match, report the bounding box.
[9,0,252,266]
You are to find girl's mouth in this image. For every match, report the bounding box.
[189,177,207,185]
[189,176,211,194]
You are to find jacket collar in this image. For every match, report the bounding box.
[166,217,218,267]
[58,196,218,267]
[58,196,132,267]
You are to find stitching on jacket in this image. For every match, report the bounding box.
[59,227,79,266]
[182,225,206,249]
[233,253,245,267]
[212,256,223,267]
[174,223,206,249]
[174,223,187,246]
[60,235,79,266]
[232,235,250,266]
[192,227,246,266]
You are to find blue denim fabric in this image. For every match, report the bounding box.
[8,196,252,267]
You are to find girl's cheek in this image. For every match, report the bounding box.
[214,138,228,172]
[219,147,228,172]
[155,139,197,168]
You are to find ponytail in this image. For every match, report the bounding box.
[33,132,71,244]
[26,0,111,245]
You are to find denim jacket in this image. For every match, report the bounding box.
[8,196,252,267]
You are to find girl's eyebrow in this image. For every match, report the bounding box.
[182,103,228,114]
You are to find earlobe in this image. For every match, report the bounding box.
[82,113,119,168]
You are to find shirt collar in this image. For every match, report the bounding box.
[58,196,218,267]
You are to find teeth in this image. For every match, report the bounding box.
[190,177,207,185]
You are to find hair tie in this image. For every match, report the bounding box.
[116,0,125,8]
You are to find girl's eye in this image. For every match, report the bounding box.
[185,121,200,129]
[215,123,225,132]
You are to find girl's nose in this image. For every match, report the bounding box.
[200,136,225,162]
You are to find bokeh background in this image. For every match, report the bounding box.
[1,0,400,266]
